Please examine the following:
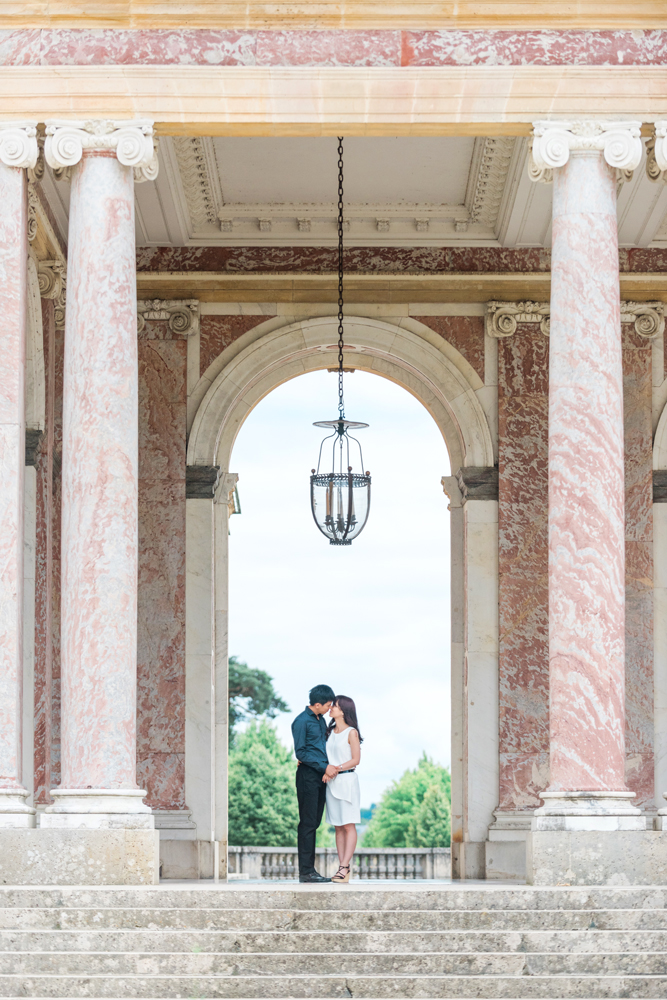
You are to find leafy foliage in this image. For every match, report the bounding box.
[362,753,451,848]
[228,720,299,846]
[228,656,289,744]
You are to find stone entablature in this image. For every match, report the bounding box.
[3,29,667,62]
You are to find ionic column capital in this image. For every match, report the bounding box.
[137,299,200,336]
[485,300,550,338]
[44,119,158,182]
[529,120,642,183]
[0,122,39,170]
[646,121,667,183]
[621,300,665,339]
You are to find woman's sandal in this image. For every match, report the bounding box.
[331,864,351,884]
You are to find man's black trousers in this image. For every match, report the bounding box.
[295,764,326,874]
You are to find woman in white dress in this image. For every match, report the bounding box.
[323,695,362,884]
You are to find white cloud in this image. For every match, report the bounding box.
[228,369,452,805]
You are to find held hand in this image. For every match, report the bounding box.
[324,763,339,779]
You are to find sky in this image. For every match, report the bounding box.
[228,368,452,807]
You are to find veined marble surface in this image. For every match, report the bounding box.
[2,29,667,67]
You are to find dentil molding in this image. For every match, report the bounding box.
[486,299,664,340]
[465,136,516,231]
[44,120,159,182]
[528,120,643,184]
[137,298,200,336]
[172,136,219,231]
[0,122,39,170]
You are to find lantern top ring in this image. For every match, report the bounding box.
[313,419,369,431]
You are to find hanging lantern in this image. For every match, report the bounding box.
[310,137,371,546]
[310,420,371,545]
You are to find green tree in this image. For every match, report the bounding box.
[362,753,451,848]
[229,656,289,745]
[406,783,451,848]
[228,720,299,846]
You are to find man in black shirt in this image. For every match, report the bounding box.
[291,683,338,883]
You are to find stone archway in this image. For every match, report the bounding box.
[184,314,497,878]
[187,314,494,471]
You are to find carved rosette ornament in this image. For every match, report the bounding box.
[44,119,159,182]
[485,301,550,338]
[529,120,643,184]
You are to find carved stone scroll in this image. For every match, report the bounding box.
[621,301,665,339]
[529,120,642,185]
[485,300,550,338]
[44,120,158,183]
[137,299,200,336]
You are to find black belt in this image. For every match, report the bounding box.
[337,769,356,774]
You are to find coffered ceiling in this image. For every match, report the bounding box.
[40,134,667,251]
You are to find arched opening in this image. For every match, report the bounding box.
[226,368,451,859]
[184,313,497,879]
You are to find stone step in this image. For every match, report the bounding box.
[2,952,667,976]
[0,887,666,911]
[0,976,665,998]
[2,907,667,931]
[2,929,667,953]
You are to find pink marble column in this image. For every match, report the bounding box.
[42,121,158,827]
[0,124,38,827]
[530,121,644,827]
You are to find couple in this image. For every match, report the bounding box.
[291,684,363,884]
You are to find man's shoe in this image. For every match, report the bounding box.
[299,871,331,883]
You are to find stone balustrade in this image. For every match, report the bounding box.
[227,846,451,880]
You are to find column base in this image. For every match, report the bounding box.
[0,789,36,828]
[533,790,645,831]
[485,811,532,879]
[41,789,154,830]
[527,829,667,885]
[0,829,159,884]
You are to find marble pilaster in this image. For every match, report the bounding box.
[0,124,38,827]
[136,315,187,811]
[529,120,644,831]
[41,120,158,829]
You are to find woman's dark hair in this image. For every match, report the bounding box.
[326,695,363,743]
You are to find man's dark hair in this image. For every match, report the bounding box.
[309,684,335,706]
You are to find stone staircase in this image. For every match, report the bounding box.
[0,884,666,997]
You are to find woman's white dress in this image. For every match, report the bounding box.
[325,727,361,826]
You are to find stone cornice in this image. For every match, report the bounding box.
[529,120,643,183]
[455,467,499,503]
[44,119,158,182]
[186,465,219,500]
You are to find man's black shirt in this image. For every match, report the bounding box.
[291,706,328,774]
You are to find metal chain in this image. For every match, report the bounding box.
[337,136,345,419]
